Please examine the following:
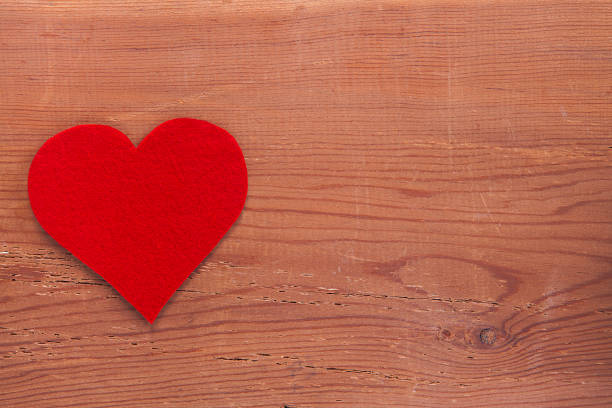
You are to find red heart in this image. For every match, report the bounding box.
[28,118,248,323]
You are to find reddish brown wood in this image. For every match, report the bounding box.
[1,1,611,407]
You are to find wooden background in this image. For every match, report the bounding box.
[1,1,611,407]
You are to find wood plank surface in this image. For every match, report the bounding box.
[1,1,611,407]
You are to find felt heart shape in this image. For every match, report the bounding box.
[28,118,248,323]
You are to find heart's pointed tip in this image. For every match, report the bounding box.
[142,312,159,324]
[137,306,162,324]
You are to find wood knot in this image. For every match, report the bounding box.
[479,328,496,345]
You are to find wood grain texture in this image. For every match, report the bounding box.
[1,1,611,407]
